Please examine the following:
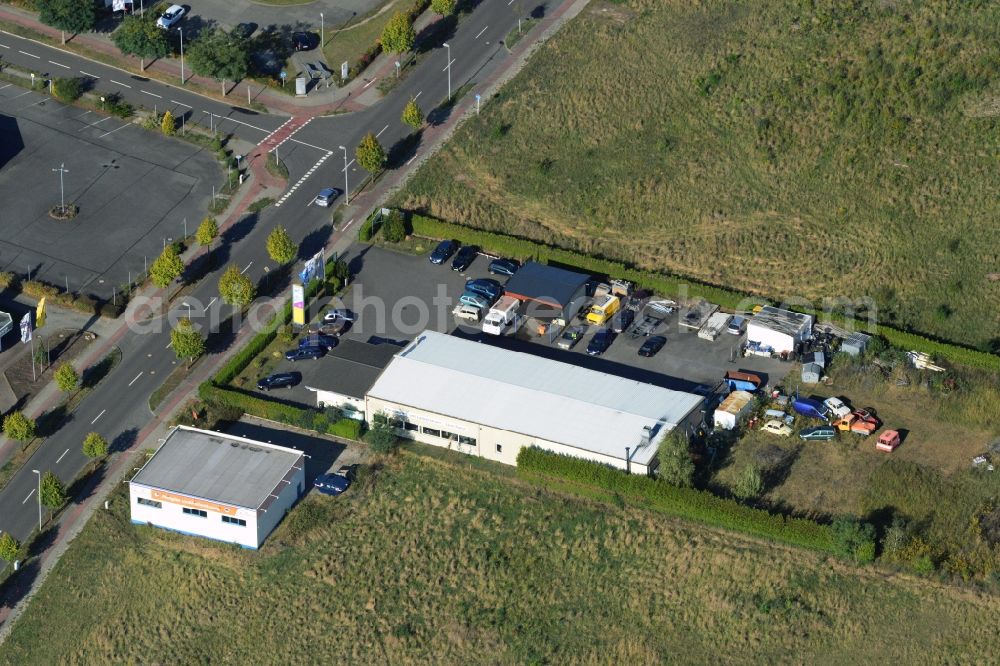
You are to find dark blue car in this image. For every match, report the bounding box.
[587,328,615,356]
[299,333,338,350]
[488,258,519,276]
[451,245,478,271]
[285,345,325,361]
[314,472,350,496]
[429,240,458,264]
[465,278,502,302]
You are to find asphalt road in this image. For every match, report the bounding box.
[0,0,540,543]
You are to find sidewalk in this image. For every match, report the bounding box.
[0,4,441,116]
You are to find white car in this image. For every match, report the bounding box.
[760,420,793,437]
[823,397,852,419]
[157,4,186,29]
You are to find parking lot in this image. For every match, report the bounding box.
[168,0,384,41]
[0,88,219,297]
[250,244,792,407]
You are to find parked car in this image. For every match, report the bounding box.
[299,333,337,350]
[285,345,325,361]
[459,291,490,310]
[799,425,836,441]
[257,372,299,391]
[823,397,852,419]
[465,278,502,302]
[429,240,458,264]
[451,245,478,272]
[314,472,350,496]
[586,328,615,356]
[156,4,186,29]
[727,316,745,335]
[488,258,519,276]
[292,31,318,51]
[453,304,483,323]
[323,308,356,324]
[638,335,667,357]
[557,325,585,350]
[336,464,359,482]
[313,187,341,207]
[761,420,793,437]
[876,429,901,452]
[611,308,635,334]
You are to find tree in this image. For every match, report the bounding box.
[37,0,95,44]
[218,264,255,308]
[380,11,415,54]
[401,97,424,130]
[831,516,877,564]
[365,413,399,454]
[0,532,18,562]
[3,411,36,442]
[111,14,168,71]
[195,216,218,255]
[657,432,694,488]
[383,210,407,242]
[53,363,79,393]
[732,463,763,500]
[265,226,297,264]
[82,431,109,459]
[161,110,176,136]
[187,28,249,95]
[150,245,184,288]
[431,0,457,15]
[39,470,67,509]
[170,318,205,366]
[355,132,386,174]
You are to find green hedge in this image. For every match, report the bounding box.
[328,418,362,440]
[407,212,1000,372]
[517,447,836,553]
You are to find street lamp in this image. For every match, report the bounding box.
[338,145,349,204]
[443,42,452,100]
[32,469,41,531]
[179,27,184,85]
[320,12,324,47]
[52,163,68,214]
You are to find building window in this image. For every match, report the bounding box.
[440,430,457,441]
[137,497,162,509]
[458,436,476,446]
[222,515,247,527]
[403,422,418,432]
[494,443,502,453]
[422,427,441,438]
[182,507,208,518]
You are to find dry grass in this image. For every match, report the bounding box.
[394,0,1000,349]
[3,453,1000,663]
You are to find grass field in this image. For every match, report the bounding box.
[394,0,1000,350]
[3,451,999,663]
[321,0,401,75]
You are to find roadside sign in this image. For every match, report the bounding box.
[279,70,287,79]
[295,76,306,97]
[341,61,349,80]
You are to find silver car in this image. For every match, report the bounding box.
[314,187,341,207]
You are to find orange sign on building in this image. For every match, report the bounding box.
[150,489,239,516]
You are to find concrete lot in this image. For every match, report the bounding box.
[177,0,385,38]
[0,89,219,298]
[251,245,792,408]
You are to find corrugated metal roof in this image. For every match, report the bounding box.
[368,331,703,466]
[749,306,813,338]
[131,426,303,509]
[717,390,754,416]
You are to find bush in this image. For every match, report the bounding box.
[657,432,694,488]
[0,532,19,562]
[0,272,16,290]
[328,418,362,440]
[54,363,79,393]
[51,77,83,103]
[382,210,407,243]
[364,416,398,453]
[830,516,877,564]
[732,463,764,500]
[517,447,836,553]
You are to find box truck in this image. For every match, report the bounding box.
[482,296,520,335]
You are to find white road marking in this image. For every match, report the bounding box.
[202,110,267,133]
[289,137,332,152]
[165,341,172,349]
[74,110,91,118]
[97,124,130,138]
[341,158,355,172]
[49,60,70,69]
[508,0,515,4]
[376,123,389,138]
[207,297,217,308]
[128,371,143,386]
[110,79,132,88]
[22,489,34,504]
[10,90,32,100]
[0,83,11,91]
[241,261,253,274]
[140,90,162,99]
[362,77,378,89]
[170,99,191,107]
[406,153,418,165]
[414,90,422,99]
[442,59,455,72]
[91,409,106,424]
[475,25,488,39]
[274,151,332,207]
[56,448,70,464]
[19,50,39,58]
[342,218,355,230]
[79,70,99,78]
[0,44,8,49]
[78,117,111,131]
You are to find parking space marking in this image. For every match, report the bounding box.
[56,448,70,464]
[91,409,106,424]
[79,70,99,78]
[110,79,132,88]
[0,84,11,91]
[241,261,253,274]
[18,50,39,59]
[78,116,111,131]
[170,99,191,107]
[96,124,130,138]
[9,90,32,100]
[475,25,488,39]
[376,124,389,138]
[203,110,267,133]
[140,90,162,99]
[49,60,70,69]
[128,372,143,386]
[22,489,34,504]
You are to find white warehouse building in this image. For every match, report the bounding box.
[746,306,814,354]
[130,426,306,549]
[365,331,705,475]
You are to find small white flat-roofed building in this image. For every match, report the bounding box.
[746,306,813,354]
[129,426,306,549]
[714,390,754,430]
[365,331,705,475]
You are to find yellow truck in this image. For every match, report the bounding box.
[586,293,621,325]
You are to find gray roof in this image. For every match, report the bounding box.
[305,339,399,399]
[131,426,304,509]
[503,261,589,308]
[367,331,703,466]
[749,306,813,338]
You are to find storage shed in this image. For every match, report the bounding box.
[746,306,813,354]
[801,363,823,384]
[841,332,872,357]
[503,261,590,322]
[714,390,754,430]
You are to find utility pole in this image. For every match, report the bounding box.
[52,163,69,214]
[179,27,184,84]
[32,470,41,530]
[443,43,452,100]
[338,145,349,203]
